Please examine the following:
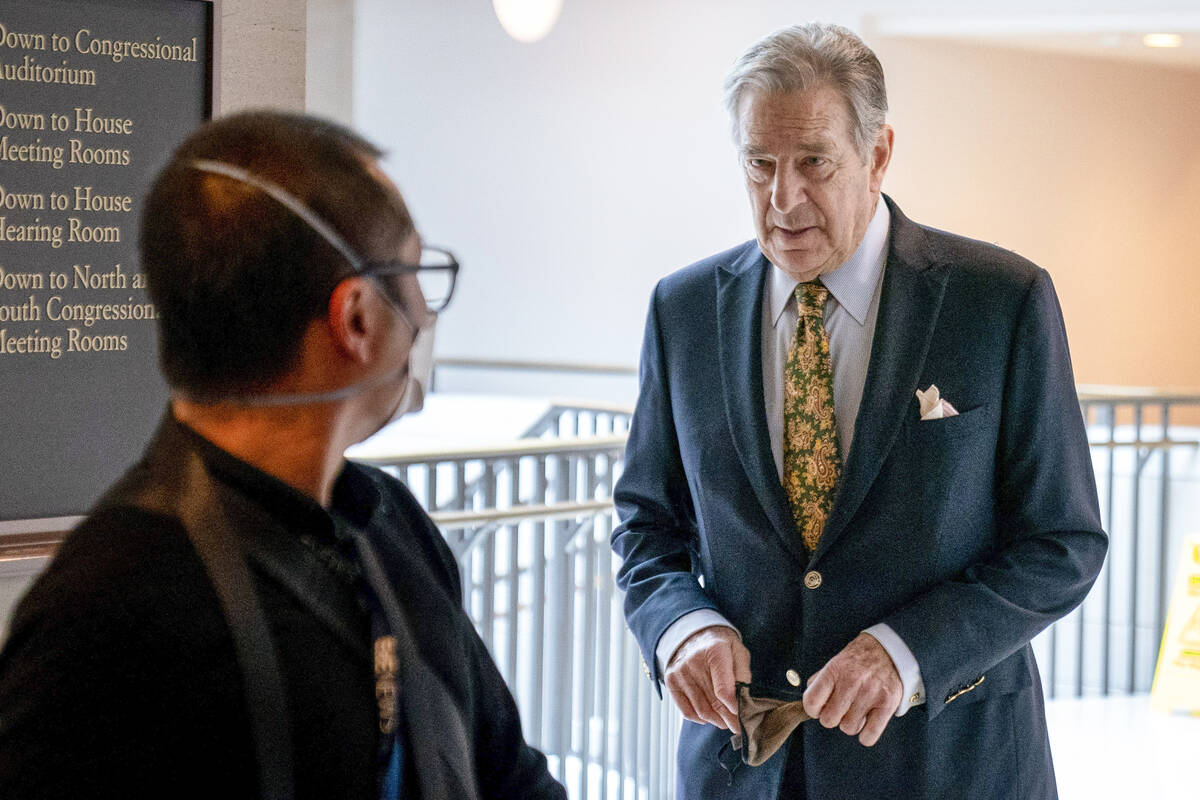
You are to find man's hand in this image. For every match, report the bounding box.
[802,632,902,747]
[664,625,751,731]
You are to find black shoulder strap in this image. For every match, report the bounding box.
[351,531,479,800]
[132,453,295,800]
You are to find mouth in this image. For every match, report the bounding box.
[773,224,819,243]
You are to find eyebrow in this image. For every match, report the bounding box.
[740,139,836,157]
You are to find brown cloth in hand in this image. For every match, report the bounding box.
[728,682,813,766]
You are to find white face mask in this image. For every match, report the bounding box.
[181,158,435,422]
[389,312,435,420]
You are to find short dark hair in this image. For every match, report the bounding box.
[140,110,413,399]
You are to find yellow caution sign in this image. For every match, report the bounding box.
[1151,534,1200,714]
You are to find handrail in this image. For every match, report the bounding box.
[0,516,84,537]
[350,435,627,466]
[544,399,636,416]
[436,356,637,376]
[1087,437,1200,449]
[432,500,615,529]
[1077,385,1200,402]
[433,364,1200,402]
[0,500,624,567]
[0,531,65,564]
[5,389,1195,566]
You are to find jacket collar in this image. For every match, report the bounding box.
[120,413,373,658]
[716,243,809,564]
[715,196,950,564]
[815,196,950,559]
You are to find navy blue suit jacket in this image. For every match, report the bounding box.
[612,197,1107,799]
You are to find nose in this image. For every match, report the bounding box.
[771,165,808,215]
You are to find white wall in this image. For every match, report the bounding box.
[352,0,1200,397]
[219,0,306,113]
[354,0,777,375]
[306,0,355,121]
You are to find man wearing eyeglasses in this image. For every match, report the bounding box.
[0,111,564,800]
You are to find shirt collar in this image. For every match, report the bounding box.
[769,198,890,328]
[173,415,382,539]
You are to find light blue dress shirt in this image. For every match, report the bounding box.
[655,198,927,716]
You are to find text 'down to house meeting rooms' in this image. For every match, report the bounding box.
[0,17,204,361]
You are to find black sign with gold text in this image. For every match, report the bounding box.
[0,0,212,523]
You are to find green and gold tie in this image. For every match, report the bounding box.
[782,282,842,551]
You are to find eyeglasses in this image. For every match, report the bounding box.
[360,245,459,314]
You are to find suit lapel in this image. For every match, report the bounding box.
[716,244,810,565]
[814,200,949,560]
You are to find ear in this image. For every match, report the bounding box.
[327,278,383,364]
[868,124,894,193]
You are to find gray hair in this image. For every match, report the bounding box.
[723,23,888,157]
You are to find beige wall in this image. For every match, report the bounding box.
[878,38,1200,392]
[305,0,354,122]
[217,0,307,114]
[212,0,355,126]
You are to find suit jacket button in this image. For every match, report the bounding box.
[786,669,802,687]
[804,570,822,589]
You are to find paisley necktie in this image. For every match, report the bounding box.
[782,282,842,551]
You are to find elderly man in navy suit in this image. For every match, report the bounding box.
[612,23,1106,799]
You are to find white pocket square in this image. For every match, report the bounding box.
[916,385,959,421]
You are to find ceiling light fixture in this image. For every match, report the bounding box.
[1142,33,1183,48]
[493,0,564,44]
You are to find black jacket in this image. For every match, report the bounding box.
[0,415,565,800]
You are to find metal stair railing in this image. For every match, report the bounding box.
[1034,389,1200,699]
[356,408,681,800]
[4,389,1198,798]
[355,389,1200,798]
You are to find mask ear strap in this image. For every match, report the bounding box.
[171,364,405,408]
[191,160,418,328]
[177,159,422,410]
[188,158,365,272]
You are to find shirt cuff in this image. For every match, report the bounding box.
[864,623,926,716]
[655,610,739,675]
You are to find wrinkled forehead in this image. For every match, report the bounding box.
[735,85,856,152]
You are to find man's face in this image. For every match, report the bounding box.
[737,85,891,282]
